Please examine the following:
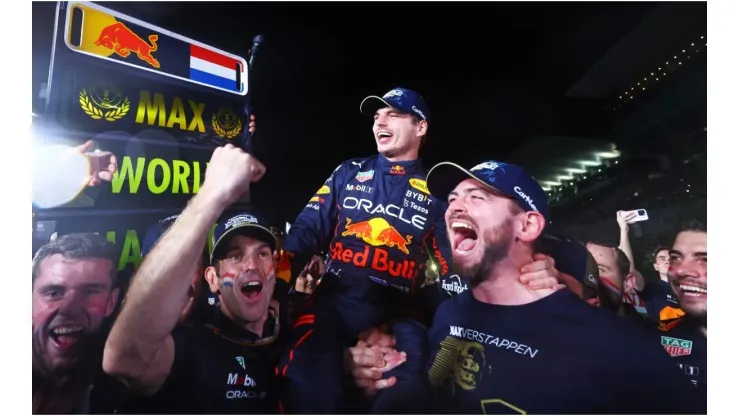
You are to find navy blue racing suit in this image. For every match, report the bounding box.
[276,154,456,413]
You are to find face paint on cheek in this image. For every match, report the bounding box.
[85,298,109,316]
[220,272,238,289]
[599,277,623,295]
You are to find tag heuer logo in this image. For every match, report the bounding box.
[661,336,693,357]
[356,170,374,183]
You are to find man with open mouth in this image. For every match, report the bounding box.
[32,233,120,414]
[102,145,288,414]
[421,159,705,414]
[650,219,707,391]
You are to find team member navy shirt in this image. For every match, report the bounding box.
[115,304,285,414]
[427,289,706,414]
[650,317,707,391]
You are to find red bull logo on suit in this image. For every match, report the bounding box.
[330,217,420,280]
[341,218,412,255]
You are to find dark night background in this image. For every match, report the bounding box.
[32,1,707,241]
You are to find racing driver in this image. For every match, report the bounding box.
[277,87,575,413]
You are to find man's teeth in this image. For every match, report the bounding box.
[244,281,261,287]
[455,248,473,255]
[52,326,83,335]
[451,221,473,231]
[680,284,707,294]
[377,132,392,138]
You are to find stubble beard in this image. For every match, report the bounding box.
[453,220,514,287]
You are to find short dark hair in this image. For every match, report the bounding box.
[677,219,706,234]
[32,233,118,287]
[652,246,670,262]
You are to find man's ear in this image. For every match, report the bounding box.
[417,119,428,137]
[653,263,659,272]
[105,287,121,317]
[518,211,546,243]
[204,265,221,295]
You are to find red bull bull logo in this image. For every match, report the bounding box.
[95,22,160,68]
[390,165,406,175]
[341,218,412,255]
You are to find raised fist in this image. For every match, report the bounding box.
[201,144,266,207]
[76,140,117,187]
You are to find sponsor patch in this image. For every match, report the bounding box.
[225,214,257,229]
[356,170,375,183]
[409,178,430,194]
[661,336,693,357]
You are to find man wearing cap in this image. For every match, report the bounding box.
[277,89,571,413]
[102,145,288,413]
[421,159,705,414]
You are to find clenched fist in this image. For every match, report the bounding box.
[201,144,266,207]
[76,140,118,187]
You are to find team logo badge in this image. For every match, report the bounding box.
[79,83,130,122]
[94,21,160,68]
[212,106,243,139]
[390,165,405,175]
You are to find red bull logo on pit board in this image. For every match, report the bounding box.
[94,22,161,68]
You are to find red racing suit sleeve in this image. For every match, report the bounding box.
[283,162,345,283]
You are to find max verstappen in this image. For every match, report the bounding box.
[277,88,574,413]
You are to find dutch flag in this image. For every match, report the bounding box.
[189,45,245,92]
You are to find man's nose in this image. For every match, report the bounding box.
[448,198,466,213]
[241,254,260,270]
[674,261,702,279]
[58,291,86,316]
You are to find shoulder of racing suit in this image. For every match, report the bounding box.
[334,155,379,179]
